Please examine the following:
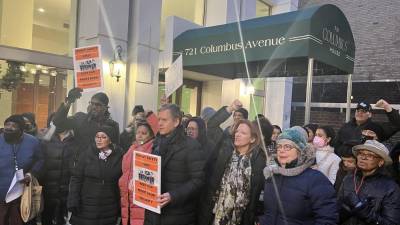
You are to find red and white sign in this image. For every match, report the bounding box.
[73,45,103,92]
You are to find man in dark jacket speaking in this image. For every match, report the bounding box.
[144,104,205,225]
[53,88,119,159]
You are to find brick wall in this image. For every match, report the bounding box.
[299,0,400,81]
[290,1,400,145]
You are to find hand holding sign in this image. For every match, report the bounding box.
[157,192,171,208]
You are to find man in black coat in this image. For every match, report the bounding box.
[52,88,119,159]
[334,100,400,151]
[144,104,205,225]
[40,127,75,225]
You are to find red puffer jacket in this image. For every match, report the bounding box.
[119,140,154,225]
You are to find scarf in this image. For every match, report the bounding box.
[213,150,252,225]
[152,126,183,156]
[264,143,316,178]
[99,149,112,161]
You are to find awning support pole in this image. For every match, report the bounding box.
[304,58,314,125]
[345,74,353,122]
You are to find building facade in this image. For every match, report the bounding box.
[0,0,398,131]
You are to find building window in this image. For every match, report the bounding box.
[160,0,205,50]
[256,0,272,18]
[0,0,77,56]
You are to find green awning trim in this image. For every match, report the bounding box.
[173,4,355,79]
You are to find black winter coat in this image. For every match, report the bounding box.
[334,110,400,150]
[338,169,400,225]
[144,127,205,225]
[41,134,75,207]
[197,139,266,225]
[53,103,120,157]
[67,144,123,225]
[206,107,230,148]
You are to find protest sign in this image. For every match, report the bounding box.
[73,45,103,92]
[165,55,183,97]
[133,151,161,214]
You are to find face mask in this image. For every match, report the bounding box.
[313,136,326,148]
[4,128,21,143]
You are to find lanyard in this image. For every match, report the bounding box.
[353,169,365,195]
[12,144,20,171]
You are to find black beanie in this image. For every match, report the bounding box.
[236,108,249,119]
[4,115,25,131]
[91,92,109,106]
[21,112,36,126]
[96,126,118,144]
[132,105,145,116]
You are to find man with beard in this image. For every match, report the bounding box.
[52,88,119,160]
[0,115,43,225]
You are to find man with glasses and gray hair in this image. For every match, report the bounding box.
[53,88,119,159]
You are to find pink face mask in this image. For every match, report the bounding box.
[313,136,326,148]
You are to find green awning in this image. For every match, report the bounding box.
[173,4,355,79]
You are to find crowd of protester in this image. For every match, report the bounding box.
[1,87,400,225]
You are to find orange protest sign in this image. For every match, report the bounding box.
[73,45,103,91]
[133,151,161,214]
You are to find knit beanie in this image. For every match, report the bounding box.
[277,127,307,151]
[96,126,118,144]
[200,107,216,121]
[91,92,109,106]
[4,115,25,132]
[132,105,145,116]
[236,108,249,119]
[291,126,309,142]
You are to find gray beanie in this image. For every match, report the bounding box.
[201,107,216,121]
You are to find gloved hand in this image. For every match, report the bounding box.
[344,191,362,209]
[66,88,83,104]
[353,197,373,219]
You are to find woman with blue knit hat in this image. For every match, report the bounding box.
[260,127,338,225]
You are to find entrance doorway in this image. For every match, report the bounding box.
[0,60,73,128]
[158,77,202,116]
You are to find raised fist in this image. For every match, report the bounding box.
[231,99,243,111]
[375,99,392,112]
[66,87,83,104]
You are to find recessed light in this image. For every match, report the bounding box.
[42,69,49,74]
[38,8,45,13]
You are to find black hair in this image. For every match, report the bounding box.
[136,122,155,138]
[272,125,282,133]
[256,118,274,146]
[304,123,318,135]
[318,125,336,145]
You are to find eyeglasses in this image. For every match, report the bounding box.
[357,151,380,160]
[89,101,105,107]
[276,144,295,151]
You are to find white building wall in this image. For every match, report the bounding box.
[76,0,162,130]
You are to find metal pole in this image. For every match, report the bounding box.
[304,58,314,125]
[345,74,353,122]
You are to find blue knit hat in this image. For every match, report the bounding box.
[277,127,307,151]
